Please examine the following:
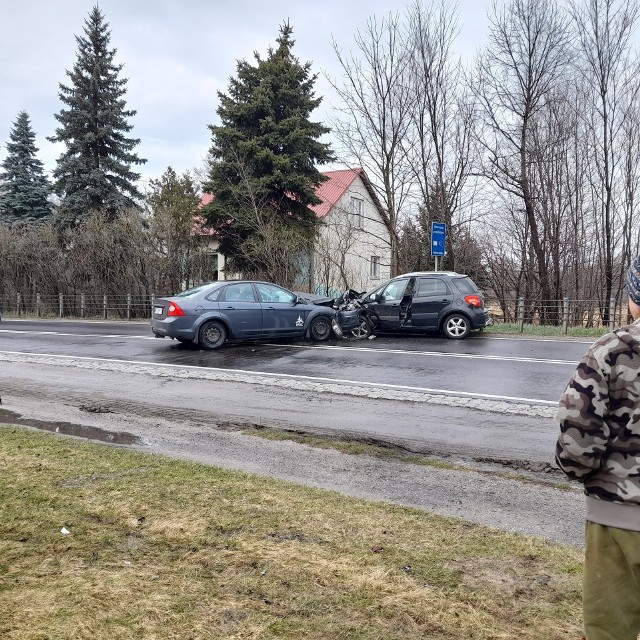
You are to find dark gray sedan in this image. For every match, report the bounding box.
[150,280,338,349]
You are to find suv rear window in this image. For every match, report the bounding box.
[451,277,478,295]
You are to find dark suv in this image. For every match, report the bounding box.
[362,271,488,339]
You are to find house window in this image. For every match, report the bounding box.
[350,197,363,229]
[370,256,380,278]
[204,252,219,281]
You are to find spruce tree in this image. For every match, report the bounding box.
[0,111,52,224]
[204,23,333,274]
[49,5,145,225]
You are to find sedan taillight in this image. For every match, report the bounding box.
[464,294,482,308]
[167,302,186,317]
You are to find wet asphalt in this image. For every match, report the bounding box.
[0,318,590,403]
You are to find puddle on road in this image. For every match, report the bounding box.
[0,408,142,445]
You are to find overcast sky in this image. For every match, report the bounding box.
[1,0,491,190]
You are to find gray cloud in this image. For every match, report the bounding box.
[1,0,490,183]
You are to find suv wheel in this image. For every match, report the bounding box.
[350,317,372,339]
[443,313,470,339]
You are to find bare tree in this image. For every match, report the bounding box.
[405,0,476,270]
[570,0,640,322]
[147,167,207,293]
[329,13,413,276]
[473,0,571,322]
[314,210,364,295]
[619,97,640,299]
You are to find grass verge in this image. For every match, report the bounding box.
[0,424,583,639]
[484,322,605,339]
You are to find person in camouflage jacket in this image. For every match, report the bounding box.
[556,254,640,640]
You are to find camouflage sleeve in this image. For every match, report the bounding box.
[555,345,611,481]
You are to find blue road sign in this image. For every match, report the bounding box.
[431,222,446,257]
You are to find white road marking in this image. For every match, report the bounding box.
[0,329,581,365]
[488,335,593,345]
[0,349,558,407]
[263,342,580,365]
[0,329,156,340]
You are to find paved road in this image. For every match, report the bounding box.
[0,318,591,403]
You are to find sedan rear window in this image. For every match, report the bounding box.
[175,284,213,298]
[451,277,478,295]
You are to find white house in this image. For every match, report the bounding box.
[198,168,391,294]
[310,168,391,295]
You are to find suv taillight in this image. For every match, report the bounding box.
[464,294,482,308]
[167,302,185,317]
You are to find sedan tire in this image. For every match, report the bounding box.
[442,313,470,339]
[309,315,332,342]
[198,320,227,350]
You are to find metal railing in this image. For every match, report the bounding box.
[1,292,157,320]
[0,291,632,330]
[485,296,631,332]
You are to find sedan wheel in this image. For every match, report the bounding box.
[350,317,372,339]
[443,314,470,339]
[309,316,332,342]
[198,320,227,350]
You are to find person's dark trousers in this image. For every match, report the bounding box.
[583,521,640,639]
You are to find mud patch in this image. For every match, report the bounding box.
[79,403,114,414]
[474,456,558,474]
[0,408,142,445]
[448,556,561,598]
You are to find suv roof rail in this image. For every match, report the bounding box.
[398,271,462,277]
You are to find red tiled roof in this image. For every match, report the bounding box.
[310,168,362,218]
[198,168,372,220]
[191,214,217,236]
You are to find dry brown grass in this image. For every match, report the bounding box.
[0,424,584,639]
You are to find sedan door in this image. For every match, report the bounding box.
[219,283,262,338]
[255,283,306,337]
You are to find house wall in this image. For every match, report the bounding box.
[198,239,230,281]
[313,175,391,296]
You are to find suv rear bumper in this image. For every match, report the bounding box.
[471,310,490,329]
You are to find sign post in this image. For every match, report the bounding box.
[431,222,446,271]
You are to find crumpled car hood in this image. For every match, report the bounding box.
[294,292,336,308]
